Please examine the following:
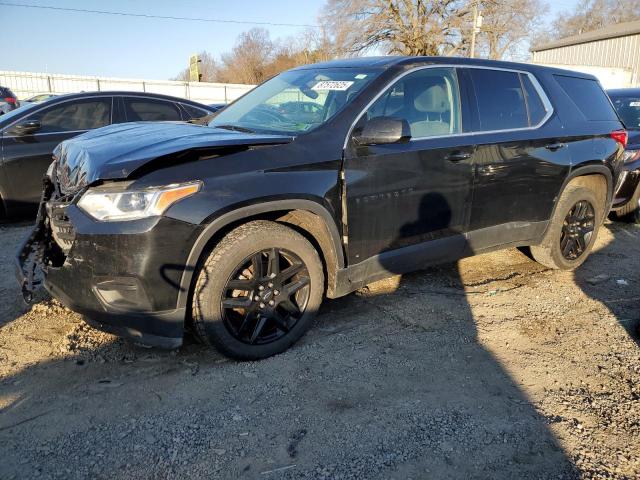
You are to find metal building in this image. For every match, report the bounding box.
[531,20,640,88]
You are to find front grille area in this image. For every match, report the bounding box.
[46,198,76,254]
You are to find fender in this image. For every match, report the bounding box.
[176,199,345,310]
[545,164,614,234]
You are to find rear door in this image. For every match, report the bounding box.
[343,67,476,269]
[463,67,571,249]
[1,96,112,213]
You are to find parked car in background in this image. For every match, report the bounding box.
[20,93,60,105]
[608,88,640,222]
[17,57,625,359]
[0,87,19,115]
[0,91,215,217]
[208,103,227,112]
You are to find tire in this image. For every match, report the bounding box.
[192,220,324,360]
[530,184,604,270]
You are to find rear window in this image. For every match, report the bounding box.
[554,75,618,121]
[609,95,640,129]
[124,98,182,122]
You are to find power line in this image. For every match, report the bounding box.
[0,1,320,28]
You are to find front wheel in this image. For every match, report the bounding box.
[192,220,324,360]
[530,184,604,270]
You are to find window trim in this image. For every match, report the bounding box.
[1,95,114,137]
[344,65,554,149]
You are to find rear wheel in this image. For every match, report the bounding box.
[530,184,604,270]
[192,220,324,360]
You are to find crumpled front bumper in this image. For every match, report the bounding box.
[16,186,203,349]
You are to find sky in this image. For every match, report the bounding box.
[0,0,580,80]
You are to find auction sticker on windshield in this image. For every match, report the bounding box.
[312,81,354,91]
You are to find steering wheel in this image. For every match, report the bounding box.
[245,105,289,124]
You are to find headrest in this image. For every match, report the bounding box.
[414,84,448,113]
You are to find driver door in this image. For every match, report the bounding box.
[343,67,476,271]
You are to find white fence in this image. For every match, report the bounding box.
[0,71,256,104]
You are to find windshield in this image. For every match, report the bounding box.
[209,68,381,135]
[610,95,640,129]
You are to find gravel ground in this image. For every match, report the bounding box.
[0,219,639,479]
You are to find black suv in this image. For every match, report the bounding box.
[17,57,625,360]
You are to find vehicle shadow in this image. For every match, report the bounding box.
[573,220,640,344]
[0,194,582,479]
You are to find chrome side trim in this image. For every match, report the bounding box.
[343,64,555,149]
[2,129,89,139]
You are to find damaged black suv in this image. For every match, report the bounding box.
[17,57,626,359]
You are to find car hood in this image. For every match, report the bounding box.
[53,122,293,193]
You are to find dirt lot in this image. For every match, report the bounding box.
[0,219,639,479]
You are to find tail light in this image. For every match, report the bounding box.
[610,129,628,148]
[4,97,16,104]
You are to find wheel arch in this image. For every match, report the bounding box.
[176,199,345,311]
[553,165,612,220]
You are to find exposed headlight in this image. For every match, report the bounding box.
[78,181,201,221]
[623,149,640,164]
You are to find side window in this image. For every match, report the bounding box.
[469,69,528,131]
[27,98,111,133]
[520,74,547,126]
[553,75,618,121]
[364,67,461,138]
[181,103,211,119]
[123,98,182,121]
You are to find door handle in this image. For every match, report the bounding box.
[545,142,567,151]
[445,151,472,162]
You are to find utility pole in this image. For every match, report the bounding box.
[470,0,482,58]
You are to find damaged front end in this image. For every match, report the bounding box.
[15,172,71,302]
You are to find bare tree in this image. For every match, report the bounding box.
[321,0,473,56]
[217,28,274,84]
[540,0,640,43]
[478,0,548,60]
[266,28,336,76]
[174,28,336,84]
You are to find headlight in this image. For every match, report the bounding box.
[623,149,640,164]
[78,181,201,221]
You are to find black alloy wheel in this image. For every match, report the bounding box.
[560,200,595,260]
[221,248,311,345]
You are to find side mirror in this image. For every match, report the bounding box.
[12,119,41,135]
[353,116,411,146]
